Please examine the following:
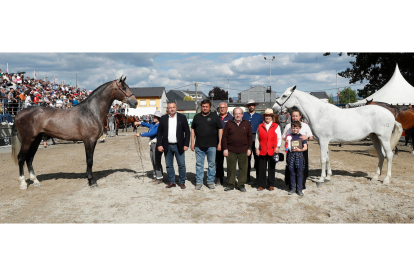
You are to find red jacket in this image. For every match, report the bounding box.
[257,122,278,156]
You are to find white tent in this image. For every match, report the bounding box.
[349,64,414,107]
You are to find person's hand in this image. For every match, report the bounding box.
[293,147,300,152]
[301,135,308,140]
[184,146,189,151]
[248,149,252,156]
[134,121,140,126]
[255,149,260,156]
[136,133,140,137]
[217,144,221,151]
[275,147,279,154]
[223,150,228,157]
[158,146,164,152]
[191,143,195,151]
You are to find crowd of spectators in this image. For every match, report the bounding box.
[0,68,91,125]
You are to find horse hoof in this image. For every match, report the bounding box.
[316,182,324,187]
[324,179,331,182]
[33,182,41,187]
[20,185,28,190]
[90,184,99,188]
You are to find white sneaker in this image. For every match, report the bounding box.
[1,122,6,125]
[8,122,13,125]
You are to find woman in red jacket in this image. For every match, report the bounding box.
[255,108,281,191]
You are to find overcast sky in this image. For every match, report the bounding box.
[0,52,360,97]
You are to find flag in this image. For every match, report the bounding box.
[285,135,292,152]
[7,63,8,73]
[34,70,36,80]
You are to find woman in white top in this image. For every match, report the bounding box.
[255,108,282,191]
[282,110,313,190]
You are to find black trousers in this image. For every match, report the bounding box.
[258,154,276,188]
[247,134,259,179]
[215,149,225,179]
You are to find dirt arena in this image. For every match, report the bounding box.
[0,128,413,223]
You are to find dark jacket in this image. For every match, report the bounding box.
[156,112,190,154]
[222,118,252,154]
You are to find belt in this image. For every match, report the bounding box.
[169,142,177,145]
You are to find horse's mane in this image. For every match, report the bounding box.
[369,101,396,109]
[76,80,113,107]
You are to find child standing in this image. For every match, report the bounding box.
[286,121,308,196]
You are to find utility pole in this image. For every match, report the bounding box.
[195,82,199,113]
[227,77,229,103]
[264,56,275,104]
[336,70,338,104]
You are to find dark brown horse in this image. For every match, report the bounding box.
[11,76,138,189]
[125,115,137,132]
[365,99,414,155]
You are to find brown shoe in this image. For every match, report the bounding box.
[165,183,176,188]
[179,183,186,189]
[257,187,264,191]
[269,186,274,191]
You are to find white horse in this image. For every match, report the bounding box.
[273,86,403,185]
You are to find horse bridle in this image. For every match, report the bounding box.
[275,88,295,109]
[115,80,134,100]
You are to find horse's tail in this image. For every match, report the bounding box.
[11,124,21,165]
[390,121,403,150]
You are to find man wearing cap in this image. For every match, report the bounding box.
[215,102,233,186]
[135,111,164,184]
[157,101,190,189]
[242,99,262,184]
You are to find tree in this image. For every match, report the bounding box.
[229,97,233,103]
[323,53,414,98]
[328,93,335,104]
[338,87,357,104]
[183,95,194,101]
[208,86,228,101]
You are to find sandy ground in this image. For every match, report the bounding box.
[0,128,413,223]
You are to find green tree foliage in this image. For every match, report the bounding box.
[324,53,414,98]
[338,87,357,104]
[328,93,335,104]
[209,86,228,100]
[183,95,194,101]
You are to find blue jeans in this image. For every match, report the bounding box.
[3,113,12,123]
[165,144,186,184]
[195,147,216,185]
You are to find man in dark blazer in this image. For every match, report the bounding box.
[157,102,190,189]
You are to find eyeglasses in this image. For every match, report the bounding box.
[218,107,226,109]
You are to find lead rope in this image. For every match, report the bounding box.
[134,135,145,183]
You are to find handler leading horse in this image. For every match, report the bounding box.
[11,76,137,189]
[273,86,402,185]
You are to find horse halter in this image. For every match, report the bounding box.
[115,80,134,100]
[275,87,295,109]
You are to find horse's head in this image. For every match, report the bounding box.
[272,85,297,114]
[366,99,373,105]
[113,76,138,108]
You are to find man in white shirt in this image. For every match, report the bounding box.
[156,102,190,189]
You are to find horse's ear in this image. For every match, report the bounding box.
[118,75,123,83]
[123,76,127,83]
[292,85,296,91]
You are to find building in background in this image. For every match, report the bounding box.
[166,89,207,103]
[310,91,329,103]
[127,87,167,116]
[237,85,278,103]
